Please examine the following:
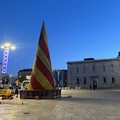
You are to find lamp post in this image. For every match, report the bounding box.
[0,42,15,84]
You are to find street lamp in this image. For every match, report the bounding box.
[0,42,16,74]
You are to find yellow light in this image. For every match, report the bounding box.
[11,46,16,50]
[1,46,4,49]
[5,43,10,47]
[1,42,16,50]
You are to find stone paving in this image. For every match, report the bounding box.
[0,89,120,120]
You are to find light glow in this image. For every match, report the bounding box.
[1,46,4,49]
[1,42,16,49]
[5,43,10,47]
[11,46,16,50]
[0,41,16,74]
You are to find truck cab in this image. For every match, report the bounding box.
[21,80,29,90]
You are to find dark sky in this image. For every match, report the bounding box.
[0,0,120,76]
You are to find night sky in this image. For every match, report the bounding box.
[0,0,120,76]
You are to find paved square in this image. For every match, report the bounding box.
[0,89,120,120]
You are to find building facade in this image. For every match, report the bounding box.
[0,63,3,79]
[18,69,68,87]
[67,57,120,89]
[18,69,32,80]
[53,70,67,87]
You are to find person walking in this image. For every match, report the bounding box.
[90,84,92,90]
[15,86,19,98]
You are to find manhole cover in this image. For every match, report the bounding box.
[23,112,30,114]
[67,96,72,98]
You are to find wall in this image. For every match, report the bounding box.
[67,58,120,89]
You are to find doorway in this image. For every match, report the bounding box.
[90,76,98,90]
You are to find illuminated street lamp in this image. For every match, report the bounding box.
[0,42,16,74]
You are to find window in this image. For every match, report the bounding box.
[103,65,105,72]
[111,64,114,72]
[92,65,95,72]
[112,77,115,83]
[83,66,86,74]
[76,78,80,85]
[103,77,106,83]
[84,78,87,84]
[76,67,79,74]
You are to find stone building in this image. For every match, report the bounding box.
[18,69,32,80]
[67,53,120,89]
[18,69,68,87]
[53,70,67,87]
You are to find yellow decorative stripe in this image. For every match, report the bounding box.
[33,64,54,90]
[37,46,53,75]
[42,22,48,46]
[28,82,33,90]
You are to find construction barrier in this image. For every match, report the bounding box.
[0,89,13,97]
[75,87,81,90]
[20,89,61,99]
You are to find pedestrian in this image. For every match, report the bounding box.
[93,84,95,90]
[15,86,19,98]
[90,84,92,90]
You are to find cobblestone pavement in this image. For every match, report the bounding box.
[0,89,120,120]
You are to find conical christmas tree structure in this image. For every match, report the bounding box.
[28,21,55,90]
